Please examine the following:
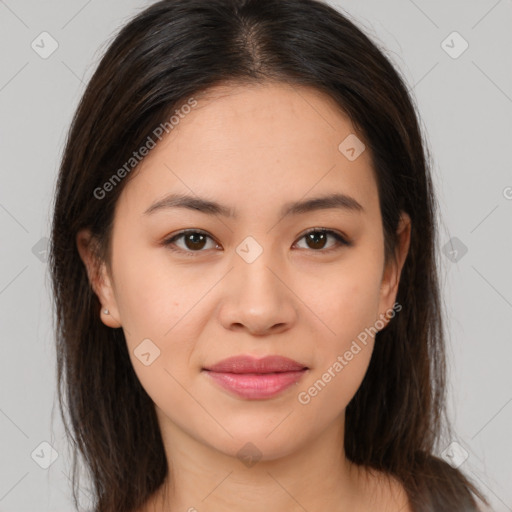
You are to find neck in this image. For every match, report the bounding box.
[150,409,366,512]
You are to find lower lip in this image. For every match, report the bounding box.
[203,370,307,399]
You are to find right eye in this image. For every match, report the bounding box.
[162,229,221,256]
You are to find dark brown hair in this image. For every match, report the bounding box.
[49,0,489,510]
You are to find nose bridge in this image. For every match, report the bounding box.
[217,234,297,334]
[233,234,283,303]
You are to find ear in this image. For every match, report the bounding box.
[378,211,411,325]
[76,228,122,328]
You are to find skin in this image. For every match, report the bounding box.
[77,82,412,511]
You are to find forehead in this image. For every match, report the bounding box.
[172,81,356,149]
[117,82,378,219]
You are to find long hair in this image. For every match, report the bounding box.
[49,1,489,510]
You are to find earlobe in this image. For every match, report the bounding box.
[76,229,122,328]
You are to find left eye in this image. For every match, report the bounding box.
[163,228,350,255]
[294,228,350,251]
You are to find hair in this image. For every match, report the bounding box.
[49,0,489,511]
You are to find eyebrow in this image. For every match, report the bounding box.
[143,192,364,218]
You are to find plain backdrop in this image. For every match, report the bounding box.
[0,0,511,510]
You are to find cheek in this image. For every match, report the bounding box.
[112,244,197,337]
[110,251,200,392]
[296,323,375,428]
[296,256,382,414]
[311,259,383,342]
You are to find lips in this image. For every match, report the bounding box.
[202,355,309,400]
[203,355,308,374]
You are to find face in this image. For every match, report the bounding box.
[77,82,410,463]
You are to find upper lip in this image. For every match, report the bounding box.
[203,355,308,374]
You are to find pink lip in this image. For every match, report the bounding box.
[202,355,309,400]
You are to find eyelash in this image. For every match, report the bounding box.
[162,228,351,257]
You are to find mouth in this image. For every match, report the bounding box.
[202,355,309,400]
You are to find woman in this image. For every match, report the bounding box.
[49,0,490,510]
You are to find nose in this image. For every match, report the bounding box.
[217,250,298,336]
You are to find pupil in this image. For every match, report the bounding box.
[186,233,206,250]
[308,232,326,249]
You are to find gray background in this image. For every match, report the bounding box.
[0,0,511,510]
